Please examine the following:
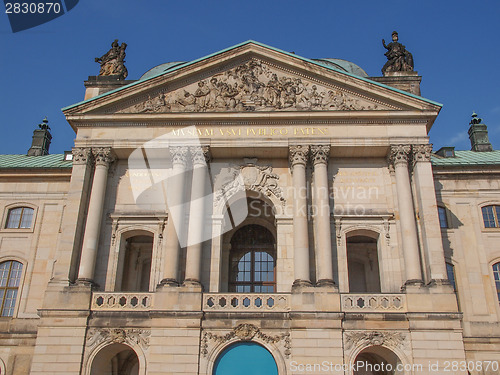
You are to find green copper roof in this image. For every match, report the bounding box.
[0,154,72,169]
[432,150,500,167]
[62,40,442,111]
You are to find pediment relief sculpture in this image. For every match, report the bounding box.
[118,59,391,114]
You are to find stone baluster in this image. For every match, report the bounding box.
[311,145,335,287]
[160,146,188,286]
[184,146,211,287]
[289,145,312,288]
[77,147,115,284]
[389,145,423,286]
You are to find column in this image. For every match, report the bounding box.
[77,147,114,283]
[160,146,188,286]
[311,145,335,287]
[389,145,423,286]
[412,144,448,284]
[289,145,312,287]
[184,146,210,287]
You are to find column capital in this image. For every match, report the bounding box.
[310,145,331,165]
[388,144,411,167]
[92,147,115,167]
[72,147,92,165]
[190,145,211,166]
[289,145,309,167]
[170,146,189,167]
[412,144,433,164]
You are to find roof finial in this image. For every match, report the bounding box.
[39,117,50,130]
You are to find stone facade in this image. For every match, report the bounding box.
[0,41,498,374]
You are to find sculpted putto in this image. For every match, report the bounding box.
[123,59,382,113]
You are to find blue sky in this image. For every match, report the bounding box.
[1,0,499,154]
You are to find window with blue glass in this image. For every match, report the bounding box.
[213,342,278,375]
[229,225,276,293]
[482,205,500,228]
[446,262,456,291]
[0,261,23,317]
[493,262,500,303]
[5,207,34,229]
[438,206,448,228]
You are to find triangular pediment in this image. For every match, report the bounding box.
[64,41,441,117]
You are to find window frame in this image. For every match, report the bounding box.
[493,262,500,305]
[1,203,37,233]
[0,260,24,318]
[481,204,500,229]
[437,205,449,229]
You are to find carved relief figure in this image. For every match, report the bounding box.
[121,59,383,114]
[95,39,128,79]
[382,31,414,74]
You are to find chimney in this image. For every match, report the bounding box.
[468,112,493,152]
[27,117,52,156]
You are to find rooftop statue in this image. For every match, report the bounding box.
[95,39,128,79]
[382,31,414,75]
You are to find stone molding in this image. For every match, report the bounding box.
[201,323,291,358]
[388,144,411,167]
[344,331,408,351]
[86,327,151,351]
[72,147,93,165]
[92,147,115,167]
[289,145,309,168]
[310,145,330,165]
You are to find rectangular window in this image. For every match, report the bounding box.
[482,206,499,228]
[438,206,448,228]
[446,263,456,291]
[493,263,500,303]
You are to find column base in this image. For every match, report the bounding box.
[159,278,179,287]
[75,278,98,289]
[182,279,204,290]
[401,279,424,292]
[292,279,313,291]
[315,279,336,288]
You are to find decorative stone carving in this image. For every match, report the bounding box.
[95,39,128,79]
[92,147,115,167]
[388,145,411,167]
[169,146,189,167]
[310,145,330,165]
[201,324,291,358]
[344,331,408,351]
[119,59,386,114]
[412,144,433,164]
[382,31,414,74]
[289,145,309,167]
[86,328,150,350]
[213,164,285,207]
[72,147,92,165]
[190,146,211,166]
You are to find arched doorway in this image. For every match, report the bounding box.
[347,234,381,293]
[229,224,276,293]
[90,343,139,375]
[353,346,403,375]
[213,342,278,375]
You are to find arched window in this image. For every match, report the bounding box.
[0,261,23,316]
[493,262,500,303]
[482,205,500,228]
[5,207,34,229]
[213,342,278,375]
[229,225,276,293]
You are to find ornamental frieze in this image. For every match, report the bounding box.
[86,328,151,351]
[344,331,408,351]
[118,59,389,114]
[201,324,291,358]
